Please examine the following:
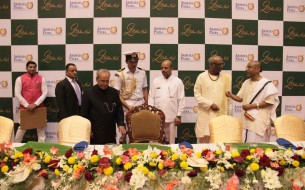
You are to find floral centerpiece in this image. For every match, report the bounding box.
[0,142,305,190]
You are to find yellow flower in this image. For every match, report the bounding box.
[149,162,157,167]
[73,164,78,170]
[195,152,201,158]
[232,151,240,158]
[250,163,259,172]
[200,166,208,172]
[124,162,132,170]
[171,153,178,161]
[131,155,138,162]
[279,159,286,166]
[1,165,9,173]
[250,149,255,154]
[142,167,149,175]
[265,148,272,153]
[150,152,158,159]
[104,167,114,175]
[220,167,225,172]
[54,169,60,176]
[246,155,253,160]
[44,155,51,163]
[148,172,156,180]
[216,149,222,155]
[63,165,69,171]
[116,157,122,165]
[78,163,82,168]
[90,155,99,163]
[292,160,300,167]
[181,154,187,161]
[3,157,8,162]
[301,154,305,159]
[158,162,164,170]
[180,161,188,168]
[13,152,23,159]
[68,157,76,165]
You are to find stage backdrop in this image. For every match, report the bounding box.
[0,0,304,143]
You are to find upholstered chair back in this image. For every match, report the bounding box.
[209,115,243,143]
[58,115,91,146]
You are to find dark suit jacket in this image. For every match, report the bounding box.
[55,78,82,121]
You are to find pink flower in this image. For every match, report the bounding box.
[38,169,48,179]
[103,146,112,155]
[50,146,58,155]
[23,153,37,164]
[270,161,279,168]
[292,183,302,190]
[254,148,264,157]
[226,174,240,190]
[165,178,179,190]
[116,171,123,180]
[128,148,137,156]
[121,155,131,164]
[206,151,216,161]
[77,152,85,159]
[105,184,119,190]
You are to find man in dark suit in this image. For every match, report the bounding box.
[55,63,82,121]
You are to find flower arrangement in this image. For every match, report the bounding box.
[0,142,305,190]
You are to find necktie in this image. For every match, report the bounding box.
[72,80,81,105]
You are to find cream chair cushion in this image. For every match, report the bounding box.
[58,115,91,146]
[209,115,243,143]
[0,116,14,142]
[274,115,305,141]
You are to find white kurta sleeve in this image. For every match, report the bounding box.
[34,77,48,106]
[194,74,213,109]
[14,77,29,108]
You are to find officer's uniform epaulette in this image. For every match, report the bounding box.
[117,68,125,72]
[137,67,145,71]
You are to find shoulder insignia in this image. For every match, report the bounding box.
[137,67,145,71]
[117,68,125,72]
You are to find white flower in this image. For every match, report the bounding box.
[223,151,232,159]
[112,144,124,156]
[261,168,282,189]
[32,163,41,171]
[181,176,191,184]
[130,168,148,189]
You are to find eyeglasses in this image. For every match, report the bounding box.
[128,59,139,64]
[212,62,225,67]
[68,70,78,72]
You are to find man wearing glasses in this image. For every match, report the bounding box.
[114,52,148,143]
[194,55,232,143]
[55,63,82,121]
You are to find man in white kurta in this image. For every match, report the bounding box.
[194,55,232,143]
[226,61,279,142]
[148,60,185,144]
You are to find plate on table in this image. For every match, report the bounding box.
[122,143,170,152]
[15,141,71,155]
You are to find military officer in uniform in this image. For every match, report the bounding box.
[113,52,148,143]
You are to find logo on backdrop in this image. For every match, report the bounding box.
[97,26,118,35]
[285,27,305,40]
[95,49,119,64]
[152,49,176,63]
[123,23,148,37]
[125,0,146,8]
[235,53,254,62]
[0,28,7,36]
[42,27,63,36]
[13,25,35,38]
[13,2,33,10]
[68,0,89,9]
[209,27,229,36]
[180,24,203,37]
[1,81,8,88]
[286,55,304,63]
[40,0,64,11]
[152,0,176,11]
[234,25,256,38]
[13,54,33,63]
[235,3,254,11]
[69,52,89,62]
[261,29,280,37]
[180,52,201,61]
[41,50,64,64]
[95,1,120,10]
[283,76,305,90]
[259,1,281,14]
[180,1,201,9]
[154,26,174,35]
[284,104,303,112]
[286,5,305,13]
[260,51,281,65]
[207,0,230,11]
[67,23,91,37]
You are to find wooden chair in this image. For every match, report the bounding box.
[209,115,243,143]
[0,116,14,142]
[126,104,165,144]
[58,115,91,146]
[274,114,305,141]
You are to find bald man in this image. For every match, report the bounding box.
[148,59,185,144]
[226,61,279,143]
[194,55,232,143]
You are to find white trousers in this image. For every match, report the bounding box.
[15,127,46,143]
[163,122,176,144]
[242,128,270,143]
